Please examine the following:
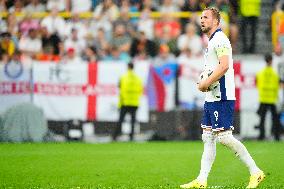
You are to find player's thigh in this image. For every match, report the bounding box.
[208,101,235,131]
[201,102,212,129]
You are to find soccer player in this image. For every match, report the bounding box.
[180,7,265,189]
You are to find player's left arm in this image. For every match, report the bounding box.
[198,44,230,92]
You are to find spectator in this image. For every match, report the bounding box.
[274,42,283,56]
[180,0,202,32]
[119,0,131,13]
[102,46,131,63]
[154,15,181,40]
[199,0,211,9]
[88,16,112,43]
[37,45,61,62]
[19,28,42,59]
[0,51,9,63]
[132,51,148,61]
[159,0,180,14]
[110,0,120,6]
[130,31,157,58]
[0,16,7,33]
[5,0,14,9]
[2,50,22,65]
[11,50,22,63]
[139,0,157,11]
[93,0,119,22]
[177,47,192,64]
[158,0,182,42]
[6,12,19,36]
[65,12,88,39]
[177,23,203,57]
[120,0,139,25]
[111,24,131,54]
[92,0,103,9]
[41,26,63,56]
[273,43,284,76]
[114,3,135,37]
[46,0,67,12]
[0,0,7,12]
[64,28,86,56]
[91,27,110,59]
[8,0,23,13]
[239,0,261,53]
[137,7,155,39]
[41,6,66,38]
[19,13,40,37]
[62,47,83,64]
[82,46,97,63]
[67,0,92,13]
[154,25,179,56]
[153,44,176,66]
[24,0,46,12]
[93,0,119,40]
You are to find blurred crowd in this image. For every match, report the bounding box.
[0,0,264,66]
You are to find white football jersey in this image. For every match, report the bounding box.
[204,29,236,102]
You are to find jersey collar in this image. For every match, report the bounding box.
[209,28,222,41]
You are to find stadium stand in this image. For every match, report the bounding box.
[0,0,243,64]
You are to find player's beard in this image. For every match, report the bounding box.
[201,26,211,34]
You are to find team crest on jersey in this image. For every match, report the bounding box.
[4,60,23,79]
[204,48,208,58]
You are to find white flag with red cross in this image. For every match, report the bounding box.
[32,61,149,122]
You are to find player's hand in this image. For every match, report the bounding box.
[198,79,210,92]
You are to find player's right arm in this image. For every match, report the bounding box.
[198,39,230,92]
[198,56,229,92]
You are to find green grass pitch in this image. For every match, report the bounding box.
[0,142,283,189]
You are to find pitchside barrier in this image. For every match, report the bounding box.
[0,56,282,140]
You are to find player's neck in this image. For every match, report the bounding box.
[207,26,220,39]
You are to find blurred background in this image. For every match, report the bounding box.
[0,0,283,142]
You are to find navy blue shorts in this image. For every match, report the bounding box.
[201,100,235,131]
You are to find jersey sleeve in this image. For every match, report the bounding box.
[214,36,231,58]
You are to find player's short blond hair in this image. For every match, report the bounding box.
[204,7,220,25]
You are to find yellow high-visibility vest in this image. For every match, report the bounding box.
[1,41,15,56]
[119,70,143,107]
[240,0,261,17]
[256,67,280,104]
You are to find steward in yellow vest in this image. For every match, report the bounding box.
[119,65,143,107]
[113,63,143,141]
[239,0,261,53]
[240,0,261,17]
[256,54,281,141]
[257,67,279,104]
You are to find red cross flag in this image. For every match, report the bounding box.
[32,62,149,122]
